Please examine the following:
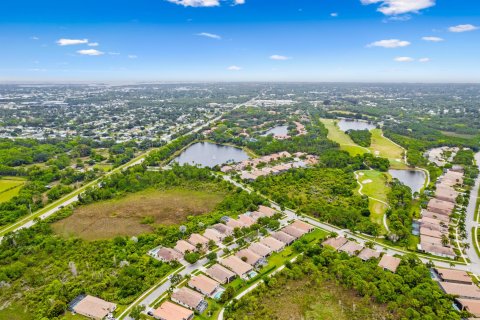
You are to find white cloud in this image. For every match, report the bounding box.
[394,56,414,62]
[227,65,242,71]
[330,12,338,17]
[128,55,138,59]
[361,0,435,16]
[166,0,220,7]
[31,36,39,40]
[108,52,120,55]
[449,24,478,33]
[367,39,410,48]
[196,32,221,40]
[234,0,245,4]
[57,38,89,46]
[77,49,104,56]
[422,36,444,42]
[419,57,430,62]
[87,42,99,47]
[270,54,291,60]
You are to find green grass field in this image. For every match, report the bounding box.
[320,119,370,156]
[355,170,391,233]
[0,177,26,203]
[369,129,407,169]
[321,119,408,169]
[52,187,225,240]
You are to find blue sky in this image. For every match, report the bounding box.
[0,0,479,82]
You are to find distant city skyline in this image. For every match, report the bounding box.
[1,0,479,82]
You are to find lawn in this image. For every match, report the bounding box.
[320,119,369,156]
[52,187,225,240]
[369,129,407,169]
[355,170,391,233]
[0,177,26,203]
[0,304,31,320]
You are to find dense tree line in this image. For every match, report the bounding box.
[386,180,414,244]
[144,134,198,166]
[225,244,466,320]
[251,167,380,236]
[347,129,372,147]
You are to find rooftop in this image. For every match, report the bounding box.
[153,301,193,320]
[378,255,401,273]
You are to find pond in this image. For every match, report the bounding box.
[337,119,376,132]
[263,125,288,136]
[172,142,249,167]
[389,169,426,193]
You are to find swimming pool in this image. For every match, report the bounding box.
[247,271,258,279]
[213,288,225,299]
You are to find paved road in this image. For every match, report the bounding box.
[465,152,480,269]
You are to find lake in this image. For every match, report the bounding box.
[263,125,288,136]
[337,119,376,132]
[172,142,249,167]
[389,169,426,193]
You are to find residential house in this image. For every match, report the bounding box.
[71,295,116,320]
[281,225,306,239]
[260,236,285,252]
[171,287,208,313]
[235,248,265,267]
[271,231,295,245]
[220,255,254,279]
[238,214,256,227]
[187,233,210,250]
[357,248,381,261]
[248,242,273,257]
[174,240,196,255]
[205,264,236,284]
[212,223,234,237]
[438,282,480,300]
[225,218,245,229]
[435,268,473,285]
[257,205,277,217]
[435,185,458,203]
[338,241,364,256]
[188,274,221,297]
[455,299,480,317]
[322,237,348,251]
[290,220,315,233]
[422,210,450,223]
[203,228,225,242]
[157,248,183,263]
[420,242,456,258]
[420,227,443,239]
[378,255,401,273]
[152,301,194,320]
[427,198,455,216]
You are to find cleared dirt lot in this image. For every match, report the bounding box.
[52,188,225,240]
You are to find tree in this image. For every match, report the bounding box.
[207,252,217,261]
[130,305,145,320]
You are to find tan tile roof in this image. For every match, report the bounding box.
[271,231,295,244]
[212,223,234,236]
[174,240,196,255]
[226,218,245,229]
[457,299,480,317]
[220,255,253,276]
[238,214,256,227]
[281,225,306,238]
[421,242,456,258]
[171,287,204,310]
[258,205,276,217]
[72,295,116,320]
[260,236,285,251]
[422,210,450,223]
[421,235,444,246]
[357,248,381,261]
[188,274,220,296]
[322,237,348,250]
[438,282,480,300]
[153,301,193,320]
[157,248,183,262]
[203,228,223,242]
[290,220,314,232]
[435,268,473,284]
[427,198,455,216]
[248,242,273,257]
[338,241,363,256]
[435,185,458,203]
[187,233,210,247]
[420,227,443,239]
[205,264,236,284]
[235,249,263,266]
[378,255,401,273]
